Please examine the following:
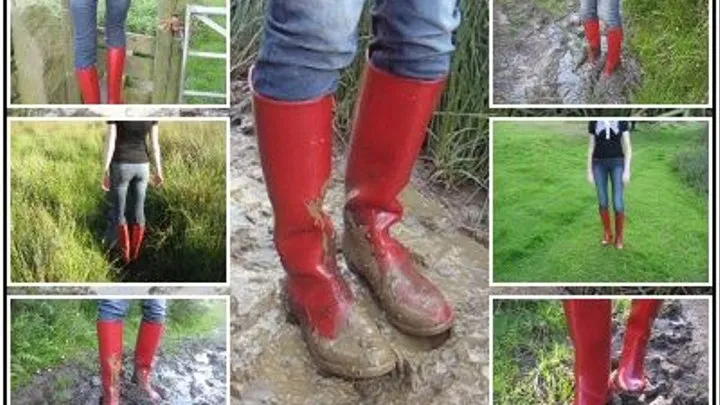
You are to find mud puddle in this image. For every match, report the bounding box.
[493,0,641,105]
[12,334,228,405]
[610,299,709,405]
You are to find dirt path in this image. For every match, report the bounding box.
[11,331,228,404]
[610,299,710,405]
[492,0,641,104]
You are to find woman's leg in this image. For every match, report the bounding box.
[251,0,396,379]
[342,0,459,336]
[610,160,625,248]
[564,299,612,405]
[601,0,623,75]
[97,299,129,405]
[105,0,131,103]
[111,163,132,262]
[580,0,601,64]
[129,164,150,261]
[69,0,101,103]
[592,160,613,244]
[613,299,663,393]
[134,299,166,400]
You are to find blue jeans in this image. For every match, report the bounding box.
[253,0,461,101]
[581,0,622,28]
[70,0,131,68]
[592,158,625,213]
[111,162,149,225]
[98,299,167,323]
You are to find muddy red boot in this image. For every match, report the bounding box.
[612,299,662,393]
[130,224,146,262]
[343,62,454,337]
[76,66,101,104]
[133,321,164,401]
[599,208,613,245]
[118,224,131,263]
[97,320,124,405]
[614,212,625,249]
[583,19,601,65]
[252,73,396,379]
[564,299,612,405]
[604,27,624,76]
[107,48,126,104]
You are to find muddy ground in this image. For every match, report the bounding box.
[492,0,641,105]
[608,299,710,405]
[11,331,228,404]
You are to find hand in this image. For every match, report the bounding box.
[152,172,165,187]
[623,171,631,185]
[587,170,594,185]
[101,173,111,192]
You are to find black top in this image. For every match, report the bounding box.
[589,120,629,159]
[109,121,157,164]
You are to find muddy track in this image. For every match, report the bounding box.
[11,333,228,405]
[493,0,641,105]
[608,299,710,405]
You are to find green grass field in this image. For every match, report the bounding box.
[492,122,709,283]
[493,299,632,404]
[10,299,226,389]
[10,121,227,283]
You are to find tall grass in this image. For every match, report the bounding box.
[10,299,226,389]
[10,121,227,283]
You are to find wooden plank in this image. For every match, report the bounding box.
[97,29,155,56]
[152,0,188,103]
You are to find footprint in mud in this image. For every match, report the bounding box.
[610,300,709,405]
[12,338,228,405]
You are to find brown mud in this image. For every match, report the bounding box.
[11,332,228,405]
[492,0,641,105]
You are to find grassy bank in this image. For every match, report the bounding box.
[493,299,632,404]
[10,121,227,283]
[231,0,488,189]
[10,299,226,389]
[492,122,709,283]
[624,0,709,104]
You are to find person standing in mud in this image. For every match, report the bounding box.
[564,299,663,404]
[70,0,131,103]
[251,1,459,378]
[581,0,623,76]
[586,120,631,249]
[97,299,167,404]
[103,121,164,264]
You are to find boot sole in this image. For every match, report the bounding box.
[344,257,455,337]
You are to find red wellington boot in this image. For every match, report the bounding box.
[599,208,613,245]
[76,66,101,104]
[564,299,612,405]
[97,320,124,405]
[583,19,601,65]
[133,321,164,401]
[343,61,454,337]
[604,27,624,76]
[118,224,131,263]
[107,48,126,104]
[612,299,663,393]
[614,212,625,249]
[130,224,146,262]
[252,73,395,379]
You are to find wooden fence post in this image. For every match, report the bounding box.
[60,0,82,103]
[153,0,188,104]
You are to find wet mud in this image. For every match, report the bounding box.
[12,333,228,405]
[492,0,641,105]
[609,299,710,405]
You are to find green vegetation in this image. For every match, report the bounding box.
[11,121,227,283]
[493,122,708,283]
[493,299,633,404]
[624,0,709,104]
[10,299,226,389]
